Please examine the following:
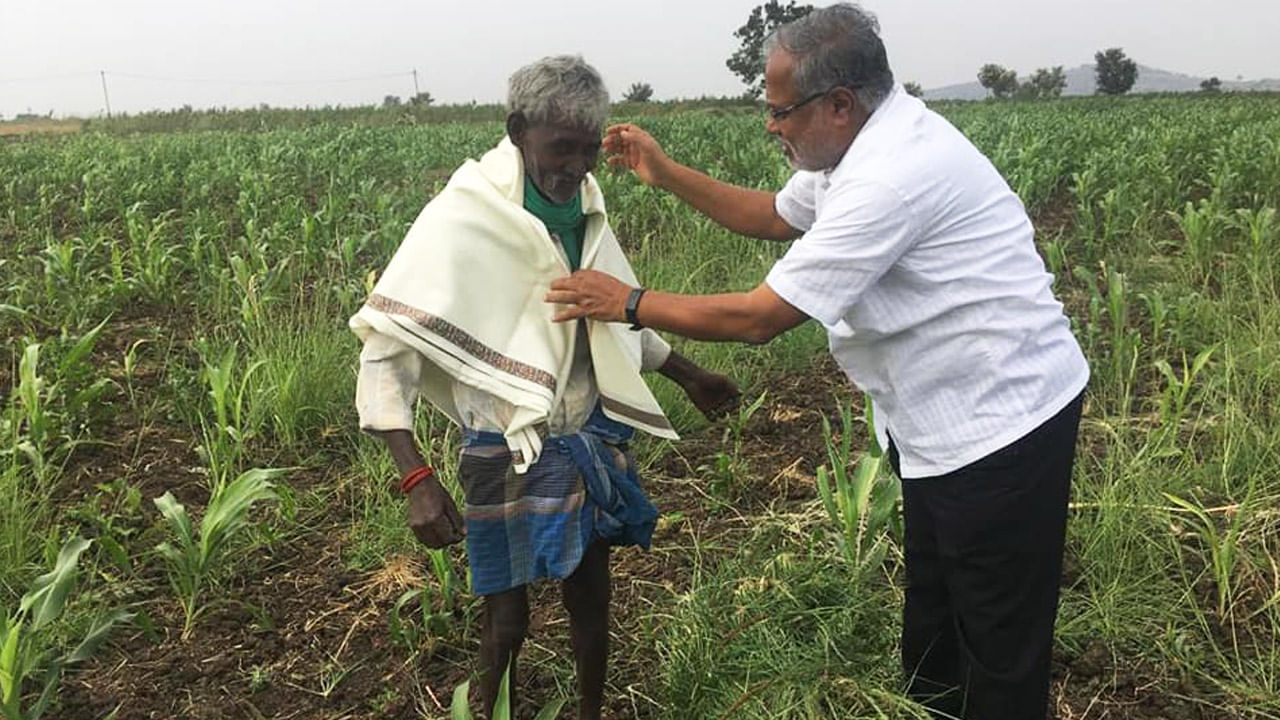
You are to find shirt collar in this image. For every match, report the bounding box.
[825,84,905,179]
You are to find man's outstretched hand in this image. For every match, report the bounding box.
[547,275,743,420]
[547,270,630,323]
[603,123,672,187]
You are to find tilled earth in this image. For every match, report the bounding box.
[51,353,1216,720]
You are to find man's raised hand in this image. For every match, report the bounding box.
[603,123,671,187]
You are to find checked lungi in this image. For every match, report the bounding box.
[457,406,658,596]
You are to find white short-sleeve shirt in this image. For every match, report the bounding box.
[766,86,1089,478]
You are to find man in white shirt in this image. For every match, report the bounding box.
[545,5,1088,719]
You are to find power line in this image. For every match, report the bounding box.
[103,70,415,87]
[2,68,427,117]
[1,70,417,86]
[0,72,97,83]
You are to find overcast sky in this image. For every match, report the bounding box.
[2,0,1278,118]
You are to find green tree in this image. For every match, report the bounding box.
[726,0,814,98]
[1013,81,1039,101]
[382,95,402,108]
[1095,48,1138,95]
[1029,66,1068,97]
[624,82,654,102]
[409,91,434,106]
[903,81,924,98]
[1200,76,1222,93]
[977,63,1019,99]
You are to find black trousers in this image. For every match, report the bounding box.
[888,392,1083,720]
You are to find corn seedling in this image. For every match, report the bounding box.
[121,339,150,413]
[153,468,283,638]
[7,321,113,480]
[1139,291,1170,355]
[1154,346,1216,439]
[1168,200,1223,286]
[815,397,901,577]
[711,391,768,498]
[0,536,131,720]
[2,324,112,580]
[1233,206,1277,293]
[196,343,266,487]
[1071,168,1099,254]
[388,550,459,651]
[449,664,565,720]
[1043,231,1069,282]
[1164,491,1249,618]
[227,253,290,329]
[1104,264,1141,416]
[11,344,51,483]
[1072,263,1106,364]
[123,204,178,303]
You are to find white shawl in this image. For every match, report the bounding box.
[349,137,677,472]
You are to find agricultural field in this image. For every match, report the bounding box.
[0,119,83,138]
[1,93,1279,719]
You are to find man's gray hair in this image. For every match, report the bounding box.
[507,55,610,130]
[764,3,895,113]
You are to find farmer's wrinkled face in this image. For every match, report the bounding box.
[508,115,601,204]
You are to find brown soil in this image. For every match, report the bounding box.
[49,350,1242,720]
[55,354,854,720]
[1051,649,1212,720]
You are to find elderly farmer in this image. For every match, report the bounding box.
[546,5,1089,720]
[350,55,738,719]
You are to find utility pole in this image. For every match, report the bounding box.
[412,68,420,99]
[100,70,112,118]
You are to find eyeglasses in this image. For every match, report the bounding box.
[766,89,832,121]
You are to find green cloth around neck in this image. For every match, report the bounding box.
[523,174,586,271]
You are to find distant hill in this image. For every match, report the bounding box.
[924,64,1280,101]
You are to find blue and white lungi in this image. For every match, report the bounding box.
[457,406,658,596]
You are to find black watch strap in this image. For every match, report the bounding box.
[625,287,646,330]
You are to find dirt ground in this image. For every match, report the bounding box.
[43,346,1224,720]
[53,353,845,720]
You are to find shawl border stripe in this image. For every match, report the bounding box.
[600,395,675,432]
[365,293,557,393]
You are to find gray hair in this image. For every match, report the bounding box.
[507,55,610,131]
[763,4,895,113]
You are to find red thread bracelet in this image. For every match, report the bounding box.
[400,465,434,494]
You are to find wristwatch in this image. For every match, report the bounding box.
[625,287,646,330]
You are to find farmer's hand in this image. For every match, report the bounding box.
[603,123,672,187]
[683,370,741,421]
[547,270,630,323]
[406,476,465,548]
[655,351,741,421]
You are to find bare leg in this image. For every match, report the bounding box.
[479,585,529,718]
[561,541,611,720]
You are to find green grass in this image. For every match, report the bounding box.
[652,528,924,720]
